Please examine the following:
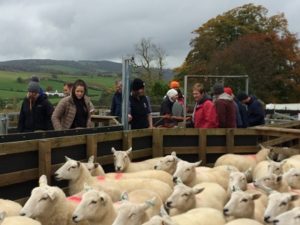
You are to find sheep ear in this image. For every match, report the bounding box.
[65,156,72,161]
[111,147,116,153]
[171,151,177,157]
[290,194,299,202]
[120,192,129,201]
[126,147,132,154]
[193,187,205,195]
[175,177,183,185]
[47,189,56,200]
[0,211,6,222]
[192,161,202,167]
[252,193,261,200]
[94,163,99,168]
[39,175,48,187]
[144,197,156,209]
[276,175,283,182]
[88,155,94,163]
[259,144,265,149]
[83,183,93,192]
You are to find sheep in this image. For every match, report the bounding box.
[223,190,264,223]
[0,211,41,225]
[254,174,290,193]
[154,151,179,175]
[20,175,89,225]
[140,207,175,225]
[224,218,263,225]
[0,199,22,217]
[252,158,286,181]
[263,191,300,223]
[227,171,248,194]
[105,170,174,188]
[72,188,117,225]
[272,207,300,225]
[112,147,163,172]
[283,168,300,189]
[112,197,157,225]
[55,157,172,202]
[83,155,105,176]
[165,182,227,215]
[282,155,300,172]
[214,144,270,173]
[173,160,229,190]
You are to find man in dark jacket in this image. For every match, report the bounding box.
[237,92,265,126]
[110,80,122,121]
[18,82,54,132]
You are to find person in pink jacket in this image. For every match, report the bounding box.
[192,83,218,128]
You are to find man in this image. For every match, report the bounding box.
[18,82,54,132]
[128,78,153,129]
[63,82,73,97]
[213,83,236,128]
[160,88,180,127]
[237,92,265,126]
[110,80,122,121]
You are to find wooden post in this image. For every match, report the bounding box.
[226,129,234,153]
[123,130,132,150]
[199,129,207,165]
[38,139,51,184]
[152,128,163,157]
[86,134,97,159]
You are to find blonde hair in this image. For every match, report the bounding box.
[192,83,205,94]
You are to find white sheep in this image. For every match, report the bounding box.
[112,147,163,172]
[254,173,290,193]
[252,158,286,181]
[83,155,105,176]
[263,191,300,223]
[272,207,300,225]
[214,144,270,173]
[282,155,300,172]
[20,175,89,225]
[154,151,179,175]
[165,182,227,215]
[0,199,22,217]
[223,190,264,223]
[0,211,41,225]
[283,168,300,189]
[227,171,248,194]
[72,188,117,225]
[173,160,229,190]
[105,170,174,188]
[55,157,172,202]
[224,218,263,225]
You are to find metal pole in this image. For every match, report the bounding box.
[121,57,131,130]
[245,77,249,94]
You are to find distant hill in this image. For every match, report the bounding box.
[0,59,175,80]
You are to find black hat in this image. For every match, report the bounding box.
[213,83,224,95]
[28,81,40,93]
[237,92,248,101]
[131,78,145,91]
[30,75,40,82]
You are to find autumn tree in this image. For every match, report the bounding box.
[176,3,300,102]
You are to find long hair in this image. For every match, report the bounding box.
[72,79,88,98]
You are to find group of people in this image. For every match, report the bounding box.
[18,77,94,132]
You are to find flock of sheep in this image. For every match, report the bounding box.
[1,144,300,225]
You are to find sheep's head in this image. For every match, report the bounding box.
[112,198,155,225]
[172,160,201,184]
[54,156,81,181]
[273,207,300,225]
[223,191,260,219]
[83,155,104,176]
[228,171,247,193]
[283,168,300,189]
[264,192,299,223]
[111,147,132,172]
[267,158,286,176]
[72,189,112,223]
[154,152,178,175]
[254,174,283,191]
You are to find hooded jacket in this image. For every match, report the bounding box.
[193,95,218,128]
[246,96,265,126]
[215,93,237,128]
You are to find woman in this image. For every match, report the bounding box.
[52,79,93,130]
[192,83,218,128]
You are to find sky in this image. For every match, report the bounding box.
[0,0,299,69]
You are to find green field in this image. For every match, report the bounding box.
[0,70,117,111]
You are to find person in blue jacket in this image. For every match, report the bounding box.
[110,80,122,121]
[237,92,265,126]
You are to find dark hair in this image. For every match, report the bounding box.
[177,88,184,99]
[64,82,73,89]
[72,79,88,98]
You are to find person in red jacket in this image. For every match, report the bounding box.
[192,83,218,128]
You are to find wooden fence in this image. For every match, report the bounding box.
[1,122,300,204]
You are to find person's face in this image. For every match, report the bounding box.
[137,88,144,96]
[193,90,203,102]
[74,85,85,99]
[171,94,178,102]
[63,85,71,96]
[115,83,122,93]
[28,91,39,99]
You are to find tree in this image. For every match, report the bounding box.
[176,4,300,102]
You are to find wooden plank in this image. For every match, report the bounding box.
[233,129,259,135]
[164,147,199,155]
[253,126,300,137]
[122,131,132,150]
[152,129,163,157]
[38,140,51,183]
[131,129,152,138]
[226,129,234,153]
[206,146,227,154]
[265,120,300,128]
[206,129,227,135]
[262,136,297,146]
[199,129,207,164]
[160,128,198,136]
[96,131,123,142]
[0,168,38,186]
[50,135,86,148]
[86,134,97,159]
[0,140,38,154]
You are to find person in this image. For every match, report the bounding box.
[237,92,265,126]
[51,79,94,130]
[192,83,218,128]
[63,82,73,97]
[18,81,54,132]
[213,83,236,128]
[30,75,45,96]
[169,80,184,118]
[128,78,153,129]
[110,80,122,121]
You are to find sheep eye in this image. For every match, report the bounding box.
[39,197,48,202]
[279,202,287,206]
[186,168,191,171]
[129,213,136,218]
[90,200,97,204]
[100,197,104,202]
[264,178,270,181]
[241,198,248,202]
[182,193,189,197]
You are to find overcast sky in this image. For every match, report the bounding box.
[0,0,299,68]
